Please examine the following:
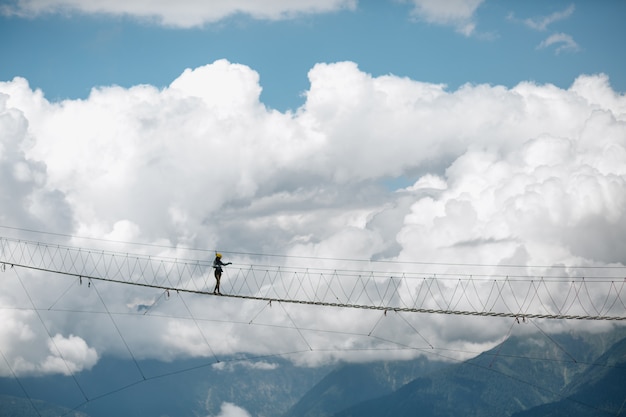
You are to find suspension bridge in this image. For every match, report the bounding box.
[1,236,626,321]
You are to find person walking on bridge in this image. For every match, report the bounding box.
[212,253,231,295]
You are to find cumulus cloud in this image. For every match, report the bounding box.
[537,32,580,54]
[0,308,98,376]
[403,0,484,36]
[40,334,99,375]
[0,92,73,234]
[1,60,625,375]
[0,0,357,27]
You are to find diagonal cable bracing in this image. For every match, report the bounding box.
[12,268,90,402]
[175,292,220,363]
[2,236,626,322]
[0,347,43,417]
[5,260,626,321]
[90,280,146,381]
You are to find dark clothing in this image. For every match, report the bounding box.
[212,256,231,294]
[213,257,228,273]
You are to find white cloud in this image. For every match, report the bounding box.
[523,4,575,31]
[0,309,36,355]
[212,360,279,371]
[403,0,484,36]
[537,32,580,54]
[510,5,579,55]
[207,402,252,417]
[0,310,99,376]
[40,334,99,375]
[1,60,626,374]
[0,0,357,27]
[0,90,73,235]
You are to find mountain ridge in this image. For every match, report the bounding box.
[325,328,626,417]
[2,327,625,417]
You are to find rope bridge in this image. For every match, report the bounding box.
[2,236,626,321]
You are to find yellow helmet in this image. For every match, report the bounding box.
[216,253,222,258]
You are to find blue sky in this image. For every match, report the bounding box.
[2,0,625,110]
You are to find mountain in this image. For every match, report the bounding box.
[512,334,626,417]
[329,329,626,417]
[0,356,332,417]
[284,355,446,417]
[3,328,625,417]
[0,394,90,417]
